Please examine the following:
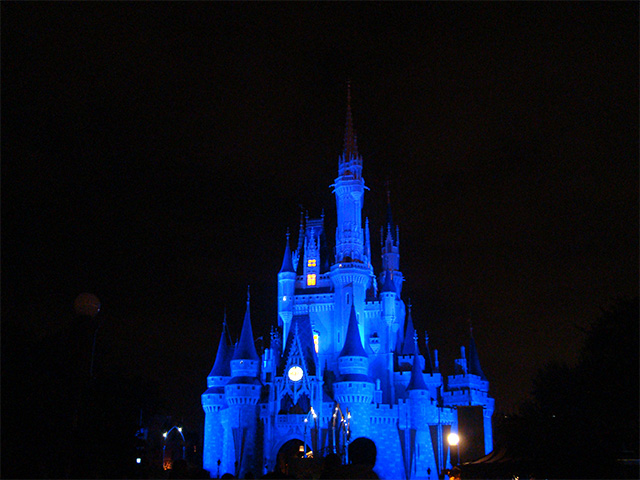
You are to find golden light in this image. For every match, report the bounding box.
[447,432,460,446]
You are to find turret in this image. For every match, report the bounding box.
[227,290,260,385]
[406,332,428,393]
[203,318,234,410]
[332,82,367,265]
[202,317,234,476]
[330,84,373,347]
[406,333,439,479]
[381,268,396,321]
[445,326,494,455]
[278,233,296,347]
[224,291,262,478]
[334,305,374,404]
[380,187,404,296]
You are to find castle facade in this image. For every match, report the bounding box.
[202,91,494,479]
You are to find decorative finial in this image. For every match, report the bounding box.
[343,80,358,159]
[223,306,227,327]
[247,285,250,303]
[385,180,391,204]
[413,330,419,346]
[286,228,290,241]
[424,330,429,345]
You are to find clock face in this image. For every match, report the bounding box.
[288,366,303,382]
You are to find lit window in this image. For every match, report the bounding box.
[313,332,319,353]
[307,274,316,286]
[283,296,287,301]
[308,259,316,267]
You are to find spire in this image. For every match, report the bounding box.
[423,331,435,374]
[343,80,358,160]
[385,182,396,243]
[401,302,416,355]
[232,287,259,361]
[467,325,487,380]
[407,331,428,391]
[339,304,367,358]
[279,231,295,273]
[208,320,233,377]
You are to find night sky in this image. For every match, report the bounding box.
[3,3,638,427]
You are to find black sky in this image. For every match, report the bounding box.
[3,3,638,425]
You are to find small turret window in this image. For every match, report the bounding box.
[313,331,320,353]
[307,259,316,267]
[307,274,316,286]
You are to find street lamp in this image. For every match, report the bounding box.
[447,432,460,466]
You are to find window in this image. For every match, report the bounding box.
[307,259,316,267]
[313,331,319,353]
[307,274,316,286]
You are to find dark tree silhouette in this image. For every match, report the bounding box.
[495,297,639,479]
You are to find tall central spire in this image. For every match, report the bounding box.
[343,80,358,160]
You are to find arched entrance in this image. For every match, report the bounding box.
[276,439,314,478]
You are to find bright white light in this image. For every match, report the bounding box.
[136,458,142,464]
[448,433,460,446]
[163,432,168,438]
[178,427,183,432]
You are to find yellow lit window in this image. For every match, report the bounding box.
[313,332,319,353]
[307,259,316,267]
[307,274,316,286]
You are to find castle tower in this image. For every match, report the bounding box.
[223,291,262,478]
[278,233,295,348]
[330,84,373,352]
[202,318,233,474]
[445,328,495,459]
[334,304,374,442]
[406,334,438,479]
[380,188,404,296]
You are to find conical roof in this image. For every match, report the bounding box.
[208,322,233,377]
[232,294,259,361]
[279,233,295,273]
[423,332,435,375]
[467,333,487,380]
[401,306,416,355]
[381,270,396,294]
[339,304,367,358]
[406,333,428,391]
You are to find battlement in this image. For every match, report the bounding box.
[447,373,489,392]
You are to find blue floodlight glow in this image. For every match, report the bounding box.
[201,92,495,480]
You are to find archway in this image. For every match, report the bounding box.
[276,438,313,478]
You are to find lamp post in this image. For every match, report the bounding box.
[303,418,308,457]
[447,432,460,466]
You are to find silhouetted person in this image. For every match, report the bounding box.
[319,453,342,479]
[341,438,379,479]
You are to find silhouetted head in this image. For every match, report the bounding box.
[348,437,377,466]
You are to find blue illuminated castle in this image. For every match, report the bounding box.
[202,89,494,479]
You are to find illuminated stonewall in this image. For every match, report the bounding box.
[202,89,494,479]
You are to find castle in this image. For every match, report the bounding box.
[202,89,494,479]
